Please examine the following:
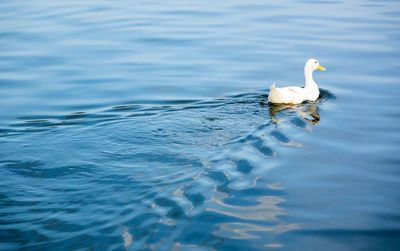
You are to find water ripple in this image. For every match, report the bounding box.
[0,88,335,248]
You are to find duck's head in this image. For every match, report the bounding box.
[305,58,326,72]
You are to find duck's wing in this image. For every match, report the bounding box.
[268,85,305,104]
[287,86,304,94]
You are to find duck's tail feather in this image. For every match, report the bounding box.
[268,82,279,102]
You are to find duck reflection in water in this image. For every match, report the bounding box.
[268,102,321,125]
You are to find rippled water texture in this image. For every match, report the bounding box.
[1,0,400,250]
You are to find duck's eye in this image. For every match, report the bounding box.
[315,61,317,64]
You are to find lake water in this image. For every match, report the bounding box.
[1,0,400,250]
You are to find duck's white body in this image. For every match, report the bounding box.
[268,59,325,104]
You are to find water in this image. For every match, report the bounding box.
[1,0,400,250]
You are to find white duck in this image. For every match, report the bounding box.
[268,58,326,104]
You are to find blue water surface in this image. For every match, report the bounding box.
[1,0,400,250]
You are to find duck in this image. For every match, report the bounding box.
[268,58,326,104]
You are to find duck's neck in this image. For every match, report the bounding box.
[304,69,318,90]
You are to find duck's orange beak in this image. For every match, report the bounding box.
[317,65,326,71]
